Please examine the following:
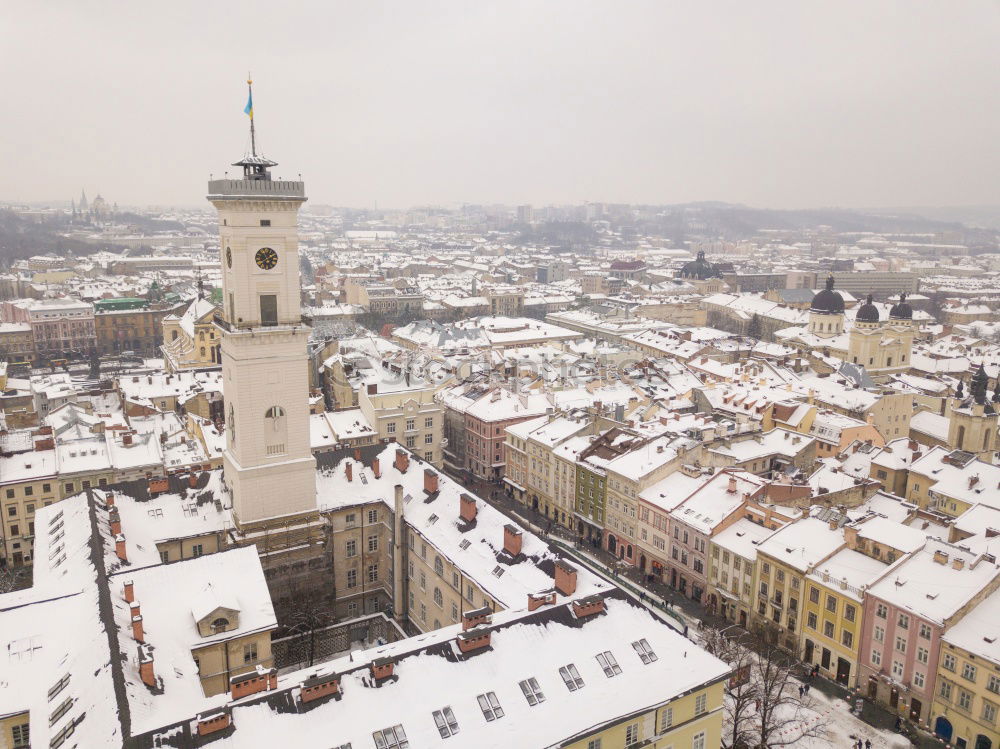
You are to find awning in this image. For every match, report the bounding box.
[502,477,526,492]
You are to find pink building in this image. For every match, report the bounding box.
[2,298,95,357]
[463,388,550,481]
[857,540,1000,728]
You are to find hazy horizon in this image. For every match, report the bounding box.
[4,2,999,210]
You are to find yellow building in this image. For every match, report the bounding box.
[802,549,887,686]
[161,298,222,371]
[930,587,1000,749]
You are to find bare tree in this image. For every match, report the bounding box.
[703,626,828,749]
[752,642,827,748]
[0,565,30,594]
[283,587,332,668]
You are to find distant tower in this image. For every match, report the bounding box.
[209,78,317,528]
[808,276,845,339]
[948,363,998,461]
[79,189,88,213]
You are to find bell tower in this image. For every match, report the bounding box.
[208,79,317,527]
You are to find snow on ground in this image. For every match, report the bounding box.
[793,686,909,749]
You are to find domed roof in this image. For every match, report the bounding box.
[810,276,844,314]
[855,294,879,323]
[889,291,913,320]
[679,251,719,281]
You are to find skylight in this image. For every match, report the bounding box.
[477,691,504,721]
[432,706,459,738]
[492,566,505,578]
[519,677,545,706]
[632,639,657,664]
[559,664,585,691]
[373,725,408,749]
[459,539,471,550]
[596,651,622,677]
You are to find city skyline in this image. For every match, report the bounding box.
[3,1,999,210]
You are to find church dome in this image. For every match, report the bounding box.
[855,294,879,323]
[889,292,913,320]
[679,251,719,280]
[810,276,844,314]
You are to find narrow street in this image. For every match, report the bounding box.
[446,468,941,748]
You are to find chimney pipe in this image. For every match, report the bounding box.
[424,468,439,494]
[459,493,478,523]
[139,645,155,687]
[727,475,737,494]
[503,524,523,557]
[132,614,145,643]
[346,461,353,482]
[395,448,409,474]
[123,580,134,602]
[372,457,381,479]
[554,560,578,596]
[115,534,127,562]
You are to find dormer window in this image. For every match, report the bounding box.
[211,617,229,634]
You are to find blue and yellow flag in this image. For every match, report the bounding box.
[243,89,253,119]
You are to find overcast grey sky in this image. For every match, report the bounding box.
[3,1,999,210]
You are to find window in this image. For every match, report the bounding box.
[434,557,444,575]
[913,671,925,689]
[406,436,416,448]
[823,621,834,638]
[11,722,29,748]
[596,651,621,677]
[477,692,504,721]
[243,642,258,663]
[632,639,657,664]
[871,649,881,666]
[940,681,953,700]
[420,603,426,622]
[918,622,931,639]
[432,706,459,738]
[891,660,904,679]
[842,631,853,648]
[962,663,978,682]
[895,636,907,654]
[346,539,357,557]
[695,692,707,716]
[988,675,1000,695]
[876,603,887,619]
[368,564,378,583]
[983,701,998,724]
[160,550,169,563]
[825,595,837,613]
[587,740,602,749]
[692,731,706,749]
[807,612,817,629]
[897,613,909,629]
[373,724,408,748]
[874,625,885,643]
[659,706,673,732]
[368,535,378,552]
[844,604,856,622]
[943,653,957,672]
[346,569,357,588]
[387,422,397,434]
[24,486,33,496]
[433,588,443,607]
[959,689,973,711]
[917,647,929,665]
[260,219,271,226]
[559,663,585,691]
[519,677,545,705]
[625,723,640,745]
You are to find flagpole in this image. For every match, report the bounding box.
[247,74,257,157]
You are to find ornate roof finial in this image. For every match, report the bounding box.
[825,275,835,291]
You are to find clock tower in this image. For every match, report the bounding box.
[208,98,317,528]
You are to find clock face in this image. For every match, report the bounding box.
[225,246,232,268]
[255,247,278,270]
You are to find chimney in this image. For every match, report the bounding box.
[952,557,966,571]
[123,580,134,602]
[160,432,167,444]
[462,607,493,631]
[139,645,155,687]
[528,590,557,611]
[354,447,362,461]
[129,601,141,619]
[554,560,578,596]
[459,493,477,523]
[109,508,122,536]
[424,468,439,494]
[132,613,144,643]
[106,493,116,508]
[933,550,949,565]
[367,383,377,395]
[123,432,133,446]
[370,657,395,680]
[727,475,737,494]
[394,449,409,473]
[188,473,199,488]
[503,524,523,557]
[572,594,607,619]
[372,457,381,479]
[115,534,127,562]
[828,519,838,531]
[346,461,353,482]
[457,627,493,654]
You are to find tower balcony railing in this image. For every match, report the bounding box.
[207,179,305,199]
[213,313,313,334]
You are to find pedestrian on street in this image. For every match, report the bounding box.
[804,684,810,694]
[798,686,804,698]
[865,740,872,749]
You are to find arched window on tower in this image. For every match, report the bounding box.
[265,406,286,456]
